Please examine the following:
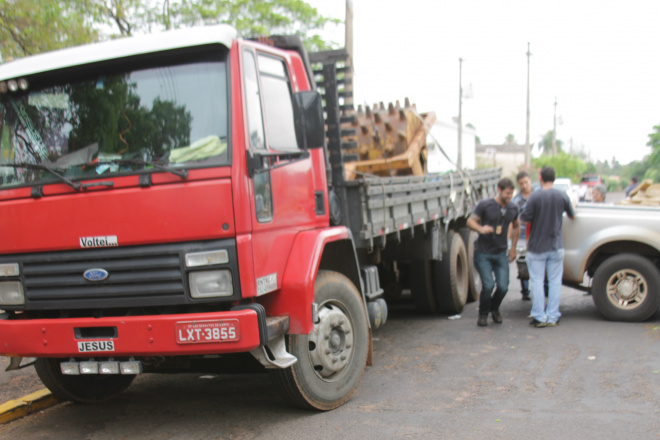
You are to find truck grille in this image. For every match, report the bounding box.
[3,240,239,310]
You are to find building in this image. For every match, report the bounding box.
[426,119,476,173]
[476,143,527,178]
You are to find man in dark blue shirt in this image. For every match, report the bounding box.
[521,166,576,327]
[467,178,520,327]
[512,171,536,300]
[625,177,639,197]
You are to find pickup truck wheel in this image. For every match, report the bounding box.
[459,227,481,302]
[411,260,438,313]
[270,270,369,410]
[591,254,660,322]
[433,230,469,314]
[34,358,135,403]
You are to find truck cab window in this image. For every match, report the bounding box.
[243,51,266,151]
[242,50,272,223]
[257,55,298,151]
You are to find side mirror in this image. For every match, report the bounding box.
[294,90,325,150]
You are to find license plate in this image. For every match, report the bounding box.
[175,319,240,345]
[78,340,115,353]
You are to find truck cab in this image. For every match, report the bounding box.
[0,25,368,410]
[0,24,501,411]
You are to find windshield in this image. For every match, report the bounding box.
[0,50,229,188]
[581,175,599,183]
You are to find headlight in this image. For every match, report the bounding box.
[189,270,233,298]
[185,250,229,267]
[0,263,19,277]
[0,282,24,305]
[99,361,120,374]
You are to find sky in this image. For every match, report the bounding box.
[306,0,660,165]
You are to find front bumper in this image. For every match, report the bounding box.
[0,305,288,358]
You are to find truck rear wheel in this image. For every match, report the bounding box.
[270,270,369,410]
[433,230,469,314]
[459,227,481,302]
[35,358,136,403]
[591,253,660,322]
[410,260,438,313]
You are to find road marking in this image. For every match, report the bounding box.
[0,389,60,424]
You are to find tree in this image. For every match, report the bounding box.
[532,151,587,182]
[644,123,660,181]
[161,0,340,49]
[0,0,98,61]
[537,130,563,155]
[504,134,516,145]
[0,0,339,62]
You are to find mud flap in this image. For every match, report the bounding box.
[249,334,297,369]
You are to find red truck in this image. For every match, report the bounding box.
[0,25,499,410]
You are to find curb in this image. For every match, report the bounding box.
[0,389,60,424]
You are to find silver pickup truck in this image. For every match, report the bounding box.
[518,203,660,322]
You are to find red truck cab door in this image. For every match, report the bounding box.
[239,42,326,298]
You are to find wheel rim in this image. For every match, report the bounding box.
[307,301,355,381]
[605,268,647,310]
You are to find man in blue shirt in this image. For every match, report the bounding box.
[625,177,639,197]
[520,166,576,327]
[512,171,535,300]
[467,178,520,327]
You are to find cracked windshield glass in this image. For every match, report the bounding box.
[0,52,228,188]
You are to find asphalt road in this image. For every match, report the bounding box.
[1,262,659,439]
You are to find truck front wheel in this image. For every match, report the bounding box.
[270,270,369,410]
[591,253,660,322]
[35,358,136,403]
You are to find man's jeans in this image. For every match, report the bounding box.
[520,278,529,295]
[526,249,564,324]
[473,249,509,316]
[518,227,529,295]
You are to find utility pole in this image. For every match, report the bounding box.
[457,57,463,170]
[344,0,354,109]
[552,97,557,155]
[525,43,531,167]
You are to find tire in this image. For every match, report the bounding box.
[433,230,469,314]
[35,358,135,403]
[459,227,481,303]
[591,253,660,322]
[410,260,438,314]
[270,270,369,410]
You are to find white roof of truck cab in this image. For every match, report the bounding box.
[0,24,237,81]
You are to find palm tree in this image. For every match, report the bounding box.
[538,130,562,155]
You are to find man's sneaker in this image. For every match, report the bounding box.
[491,310,503,324]
[477,315,488,327]
[521,293,531,301]
[546,320,560,327]
[529,319,547,328]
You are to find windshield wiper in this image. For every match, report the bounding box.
[98,159,188,180]
[0,162,81,190]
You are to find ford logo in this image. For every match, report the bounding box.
[83,268,109,281]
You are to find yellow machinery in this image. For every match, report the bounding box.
[342,98,436,180]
